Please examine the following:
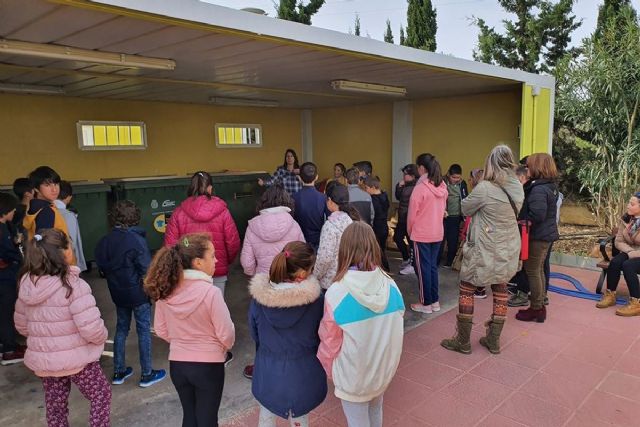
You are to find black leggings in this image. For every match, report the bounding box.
[606,252,640,298]
[394,219,412,261]
[170,361,225,427]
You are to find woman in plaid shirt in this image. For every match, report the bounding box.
[258,149,302,195]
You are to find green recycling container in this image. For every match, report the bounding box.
[103,176,192,252]
[68,182,111,263]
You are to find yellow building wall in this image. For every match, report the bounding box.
[312,103,393,192]
[412,91,522,175]
[520,84,552,156]
[0,93,302,184]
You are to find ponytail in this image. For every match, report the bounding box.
[269,241,316,283]
[144,233,212,300]
[339,203,361,221]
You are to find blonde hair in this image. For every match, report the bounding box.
[483,145,517,185]
[333,222,382,282]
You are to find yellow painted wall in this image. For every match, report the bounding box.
[0,93,301,184]
[412,90,522,175]
[520,84,552,156]
[312,103,393,192]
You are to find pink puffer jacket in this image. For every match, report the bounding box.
[164,195,241,277]
[14,266,108,377]
[240,207,305,276]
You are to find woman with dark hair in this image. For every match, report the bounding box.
[258,149,302,195]
[408,153,448,315]
[327,163,348,187]
[164,171,240,295]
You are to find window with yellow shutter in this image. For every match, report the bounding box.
[215,124,262,148]
[77,121,147,150]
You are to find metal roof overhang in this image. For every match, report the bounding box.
[0,0,555,108]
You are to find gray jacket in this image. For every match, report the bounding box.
[53,200,87,271]
[348,185,374,226]
[459,176,524,286]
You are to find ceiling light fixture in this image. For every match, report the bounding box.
[330,80,406,96]
[0,39,176,70]
[209,97,279,107]
[0,83,65,95]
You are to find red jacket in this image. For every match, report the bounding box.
[164,196,240,277]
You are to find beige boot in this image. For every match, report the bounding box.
[615,297,640,316]
[596,289,616,308]
[440,314,473,354]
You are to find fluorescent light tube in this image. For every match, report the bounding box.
[0,83,65,95]
[0,39,176,70]
[209,97,279,107]
[331,80,406,96]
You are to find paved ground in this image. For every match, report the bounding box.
[0,252,462,426]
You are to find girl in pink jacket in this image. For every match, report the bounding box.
[145,233,235,427]
[14,229,110,427]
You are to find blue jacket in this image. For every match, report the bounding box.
[249,274,327,419]
[293,186,326,248]
[0,222,22,284]
[95,226,151,308]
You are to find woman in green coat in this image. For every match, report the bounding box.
[441,145,524,355]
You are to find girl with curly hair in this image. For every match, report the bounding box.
[145,233,235,427]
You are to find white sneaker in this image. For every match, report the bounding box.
[399,259,411,269]
[399,265,415,275]
[411,303,433,314]
[432,302,441,312]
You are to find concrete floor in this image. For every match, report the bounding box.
[0,252,461,426]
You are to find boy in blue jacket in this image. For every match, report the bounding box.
[95,200,166,388]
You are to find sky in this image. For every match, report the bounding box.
[201,0,639,60]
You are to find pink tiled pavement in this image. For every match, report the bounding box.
[222,266,640,426]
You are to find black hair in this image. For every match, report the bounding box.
[256,183,295,213]
[334,163,346,176]
[346,168,360,185]
[326,184,360,221]
[402,164,418,178]
[416,153,443,187]
[364,176,381,189]
[299,162,318,184]
[515,165,528,177]
[519,156,529,166]
[448,164,462,175]
[59,180,73,200]
[13,178,34,200]
[0,192,18,217]
[188,171,213,198]
[353,161,372,175]
[282,149,300,170]
[28,166,61,189]
[110,200,141,227]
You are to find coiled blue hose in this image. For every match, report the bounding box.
[548,272,627,305]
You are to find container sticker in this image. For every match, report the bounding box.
[151,199,159,209]
[153,214,166,233]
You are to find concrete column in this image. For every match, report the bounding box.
[392,101,413,187]
[301,109,313,162]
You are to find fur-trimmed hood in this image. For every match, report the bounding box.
[249,274,322,330]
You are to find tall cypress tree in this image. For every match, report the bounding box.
[594,0,637,44]
[354,13,361,36]
[277,0,325,25]
[400,25,406,45]
[406,0,437,51]
[384,19,394,43]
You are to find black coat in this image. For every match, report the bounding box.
[95,226,151,308]
[520,179,559,242]
[395,181,416,220]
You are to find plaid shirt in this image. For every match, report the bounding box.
[265,167,302,195]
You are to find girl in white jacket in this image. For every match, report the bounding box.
[318,222,405,427]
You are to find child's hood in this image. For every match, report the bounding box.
[418,175,449,199]
[249,207,296,243]
[163,269,215,319]
[339,268,392,313]
[179,196,228,222]
[18,266,81,306]
[249,273,322,329]
[328,210,352,230]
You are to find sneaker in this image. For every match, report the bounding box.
[399,265,415,275]
[224,351,234,367]
[440,265,451,270]
[112,367,134,385]
[243,364,254,380]
[544,295,549,306]
[432,302,441,312]
[139,369,167,388]
[508,291,529,307]
[474,289,488,299]
[399,259,411,269]
[0,345,25,366]
[410,303,433,314]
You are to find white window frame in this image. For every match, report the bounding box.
[215,123,263,148]
[76,121,147,151]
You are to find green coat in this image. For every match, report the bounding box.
[459,175,524,286]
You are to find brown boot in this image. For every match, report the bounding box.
[479,315,506,354]
[596,289,616,308]
[615,297,640,317]
[441,314,473,354]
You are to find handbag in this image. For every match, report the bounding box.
[498,186,530,261]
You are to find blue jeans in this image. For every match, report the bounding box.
[114,303,152,376]
[414,242,441,305]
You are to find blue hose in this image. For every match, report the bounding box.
[548,272,627,305]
